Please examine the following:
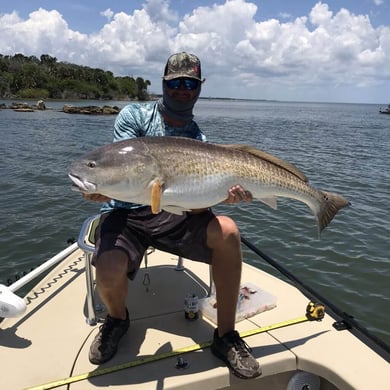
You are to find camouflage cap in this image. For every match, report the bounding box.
[163,52,202,81]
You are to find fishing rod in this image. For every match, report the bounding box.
[240,236,390,360]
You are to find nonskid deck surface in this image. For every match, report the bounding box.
[1,247,388,389]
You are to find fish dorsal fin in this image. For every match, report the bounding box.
[220,144,308,182]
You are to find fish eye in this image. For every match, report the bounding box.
[87,161,96,168]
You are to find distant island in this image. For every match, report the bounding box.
[0,53,151,101]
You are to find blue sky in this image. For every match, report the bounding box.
[1,0,389,103]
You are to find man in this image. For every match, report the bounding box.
[84,52,261,379]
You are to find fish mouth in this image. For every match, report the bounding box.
[68,173,97,193]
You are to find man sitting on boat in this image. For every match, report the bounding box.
[82,52,261,379]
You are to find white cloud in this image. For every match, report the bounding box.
[0,8,86,61]
[100,8,114,22]
[0,0,389,102]
[143,0,178,24]
[278,12,292,20]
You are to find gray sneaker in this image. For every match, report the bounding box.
[89,309,130,364]
[211,329,262,379]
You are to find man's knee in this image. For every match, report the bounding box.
[95,249,129,277]
[207,216,240,247]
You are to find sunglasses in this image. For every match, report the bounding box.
[166,78,200,90]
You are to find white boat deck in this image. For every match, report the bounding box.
[1,246,389,389]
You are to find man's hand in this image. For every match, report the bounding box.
[224,185,253,204]
[82,193,111,202]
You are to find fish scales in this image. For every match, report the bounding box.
[155,141,312,204]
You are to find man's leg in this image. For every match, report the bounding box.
[95,249,129,320]
[206,215,242,336]
[207,215,262,379]
[89,249,130,364]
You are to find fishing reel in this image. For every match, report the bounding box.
[306,301,325,321]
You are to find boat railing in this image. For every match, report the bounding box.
[0,242,79,318]
[6,242,79,294]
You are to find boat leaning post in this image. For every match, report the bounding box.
[77,214,207,325]
[77,214,101,326]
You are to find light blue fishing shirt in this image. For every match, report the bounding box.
[101,102,207,211]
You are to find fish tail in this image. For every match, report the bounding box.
[317,191,351,234]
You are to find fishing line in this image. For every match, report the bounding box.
[25,314,314,390]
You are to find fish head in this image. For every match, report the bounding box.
[68,139,160,202]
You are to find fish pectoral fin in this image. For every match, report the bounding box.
[259,196,278,210]
[162,205,190,215]
[151,179,163,214]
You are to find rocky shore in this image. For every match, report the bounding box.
[0,100,46,112]
[0,100,120,115]
[62,104,120,115]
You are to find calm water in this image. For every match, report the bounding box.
[1,99,389,344]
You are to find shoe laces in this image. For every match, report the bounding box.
[227,331,252,357]
[98,315,119,342]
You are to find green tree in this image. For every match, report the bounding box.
[0,72,12,97]
[0,52,151,100]
[136,77,151,100]
[40,54,57,76]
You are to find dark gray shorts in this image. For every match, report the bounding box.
[92,207,215,279]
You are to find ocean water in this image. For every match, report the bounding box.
[0,99,389,345]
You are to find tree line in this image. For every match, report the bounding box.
[0,53,151,101]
